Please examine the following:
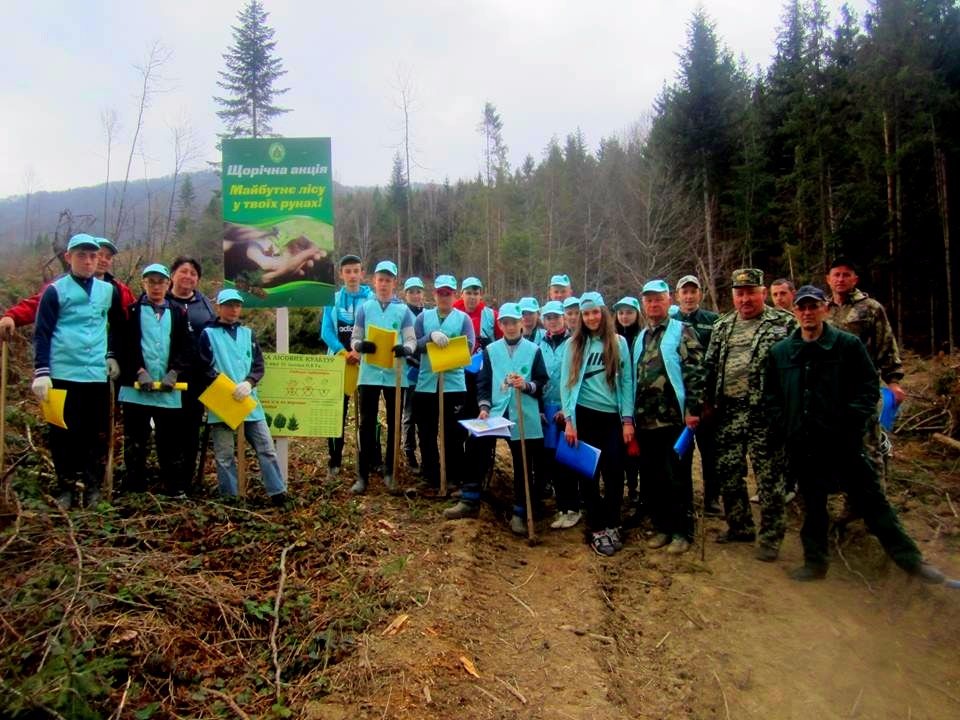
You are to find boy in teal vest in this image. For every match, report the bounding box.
[402,276,426,470]
[198,290,287,505]
[547,274,573,302]
[117,264,193,496]
[350,260,417,495]
[519,297,546,344]
[413,275,475,492]
[32,233,125,509]
[444,303,549,535]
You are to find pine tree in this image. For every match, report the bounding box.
[214,0,290,138]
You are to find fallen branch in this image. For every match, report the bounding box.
[713,670,731,720]
[933,433,960,452]
[834,530,875,596]
[655,631,671,649]
[38,495,84,671]
[557,624,615,644]
[849,686,864,717]
[495,675,528,704]
[0,483,23,555]
[506,591,536,617]
[475,685,507,707]
[111,676,133,720]
[271,542,297,702]
[205,688,252,720]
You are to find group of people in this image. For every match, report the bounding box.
[2,236,945,584]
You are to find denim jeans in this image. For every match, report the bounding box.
[211,420,287,497]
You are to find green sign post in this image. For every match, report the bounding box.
[221,137,335,308]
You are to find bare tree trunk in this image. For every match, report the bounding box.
[101,109,119,236]
[22,167,35,245]
[702,172,717,306]
[933,121,954,353]
[163,119,199,249]
[882,110,902,338]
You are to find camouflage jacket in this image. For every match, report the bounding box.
[674,307,719,350]
[826,289,903,385]
[704,307,796,411]
[634,318,705,430]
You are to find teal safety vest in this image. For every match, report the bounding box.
[118,306,182,409]
[203,325,265,424]
[416,308,468,393]
[358,298,411,388]
[49,275,114,382]
[537,335,567,405]
[635,318,686,416]
[487,338,543,441]
[480,306,496,342]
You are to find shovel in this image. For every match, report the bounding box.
[514,386,539,545]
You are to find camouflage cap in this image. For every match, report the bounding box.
[731,268,764,288]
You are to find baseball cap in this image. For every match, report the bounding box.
[829,256,857,273]
[498,302,522,320]
[217,289,245,304]
[518,297,540,313]
[339,254,362,267]
[374,260,398,276]
[579,291,605,310]
[641,279,670,294]
[403,276,424,291]
[461,276,483,290]
[67,233,101,251]
[793,285,827,304]
[731,268,764,288]
[141,263,170,278]
[676,275,701,290]
[562,296,580,309]
[541,300,564,317]
[549,274,571,287]
[97,237,120,255]
[434,274,458,291]
[613,296,641,312]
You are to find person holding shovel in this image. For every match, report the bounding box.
[197,290,287,505]
[443,302,548,535]
[413,275,475,493]
[117,263,193,496]
[349,260,417,495]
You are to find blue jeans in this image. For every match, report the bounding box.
[211,420,287,497]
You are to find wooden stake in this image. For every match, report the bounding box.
[514,386,537,543]
[103,378,115,502]
[237,423,247,498]
[393,357,403,481]
[353,389,360,473]
[0,341,7,503]
[439,373,447,496]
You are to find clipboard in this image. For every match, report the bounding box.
[337,350,360,396]
[198,373,257,430]
[542,403,562,449]
[426,335,472,373]
[366,324,398,370]
[41,388,68,429]
[674,426,695,458]
[133,382,189,390]
[555,437,601,478]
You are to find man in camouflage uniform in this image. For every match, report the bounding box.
[634,280,706,555]
[673,274,721,516]
[826,257,903,487]
[703,268,796,561]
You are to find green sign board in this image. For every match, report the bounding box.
[221,137,335,308]
[259,353,345,438]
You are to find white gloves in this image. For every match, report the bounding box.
[32,376,52,402]
[233,380,253,400]
[430,331,450,348]
[107,358,121,380]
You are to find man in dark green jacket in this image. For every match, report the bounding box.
[764,286,943,583]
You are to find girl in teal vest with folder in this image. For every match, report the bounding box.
[560,292,634,557]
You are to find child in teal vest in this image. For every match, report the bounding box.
[32,234,124,509]
[443,303,549,536]
[198,290,287,505]
[350,260,417,495]
[118,264,193,496]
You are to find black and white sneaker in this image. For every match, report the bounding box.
[591,530,616,557]
[607,527,624,552]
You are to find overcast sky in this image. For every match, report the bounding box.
[2,0,871,199]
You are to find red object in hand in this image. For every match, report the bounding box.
[626,437,640,457]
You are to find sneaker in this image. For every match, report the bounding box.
[647,532,670,549]
[383,473,399,495]
[910,562,945,584]
[550,512,567,530]
[607,527,624,551]
[443,501,479,520]
[704,499,723,517]
[591,530,616,557]
[510,515,527,535]
[784,490,797,504]
[270,492,289,508]
[666,536,691,555]
[755,544,779,562]
[350,477,368,495]
[790,564,828,582]
[561,510,582,529]
[716,530,756,544]
[55,490,74,511]
[328,465,341,477]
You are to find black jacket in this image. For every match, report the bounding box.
[118,296,194,386]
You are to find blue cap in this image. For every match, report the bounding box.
[642,279,670,294]
[67,233,101,251]
[518,296,540,314]
[374,260,398,276]
[579,291,605,310]
[549,274,571,287]
[461,276,483,290]
[217,289,245,304]
[613,296,640,312]
[141,263,170,278]
[794,285,827,304]
[403,276,424,291]
[562,296,580,309]
[498,302,523,321]
[97,237,119,255]
[434,274,457,291]
[541,300,564,317]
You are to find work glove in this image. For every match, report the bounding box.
[107,358,121,380]
[392,344,411,358]
[429,331,450,348]
[32,376,52,402]
[137,369,155,392]
[357,341,377,354]
[160,369,178,391]
[233,380,253,400]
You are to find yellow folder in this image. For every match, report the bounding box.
[198,373,257,430]
[41,388,68,429]
[366,324,398,370]
[426,335,472,373]
[133,382,189,390]
[337,350,360,396]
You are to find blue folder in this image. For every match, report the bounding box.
[555,438,601,478]
[465,350,484,375]
[879,386,899,431]
[674,426,695,459]
[542,403,562,449]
